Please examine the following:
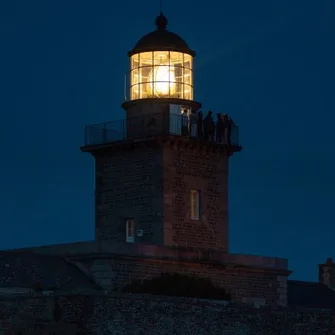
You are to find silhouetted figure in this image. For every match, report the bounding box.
[181,109,189,136]
[203,112,209,140]
[222,113,228,144]
[208,111,215,142]
[204,111,215,141]
[216,113,224,143]
[227,116,234,146]
[197,111,203,139]
[190,110,198,137]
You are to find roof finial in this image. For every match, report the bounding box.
[155,10,168,30]
[160,0,163,13]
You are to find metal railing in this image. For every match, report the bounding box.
[84,113,240,148]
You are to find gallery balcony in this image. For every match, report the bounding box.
[82,112,241,153]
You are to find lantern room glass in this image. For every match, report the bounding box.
[130,51,193,100]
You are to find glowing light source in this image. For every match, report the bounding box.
[130,51,193,100]
[147,65,176,97]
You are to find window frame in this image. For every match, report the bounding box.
[190,190,201,220]
[126,218,135,243]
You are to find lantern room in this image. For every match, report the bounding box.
[127,13,195,101]
[83,11,241,153]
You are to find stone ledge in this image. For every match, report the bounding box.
[3,241,290,273]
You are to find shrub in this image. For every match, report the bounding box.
[122,272,231,301]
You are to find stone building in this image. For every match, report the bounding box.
[78,11,292,307]
[0,12,334,333]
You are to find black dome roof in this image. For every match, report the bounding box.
[128,13,195,57]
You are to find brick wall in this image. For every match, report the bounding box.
[9,240,289,307]
[319,258,335,290]
[76,252,288,308]
[0,292,334,334]
[163,141,229,251]
[93,137,230,252]
[94,144,164,244]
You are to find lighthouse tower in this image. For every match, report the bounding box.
[81,13,241,252]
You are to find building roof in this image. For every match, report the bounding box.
[128,13,195,57]
[0,251,100,291]
[288,280,335,310]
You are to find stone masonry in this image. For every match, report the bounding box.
[11,241,290,308]
[163,140,229,251]
[0,292,334,334]
[93,137,230,252]
[79,255,286,307]
[94,143,164,244]
[319,258,335,290]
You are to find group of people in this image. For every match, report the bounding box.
[181,109,234,146]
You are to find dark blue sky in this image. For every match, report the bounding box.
[0,0,334,282]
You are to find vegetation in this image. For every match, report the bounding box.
[32,282,44,291]
[122,272,231,301]
[32,282,58,292]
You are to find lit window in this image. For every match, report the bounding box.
[126,219,135,243]
[190,190,200,220]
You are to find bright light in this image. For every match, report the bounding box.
[130,51,193,100]
[147,65,176,97]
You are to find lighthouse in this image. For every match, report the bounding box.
[81,12,241,252]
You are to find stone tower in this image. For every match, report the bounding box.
[81,13,241,252]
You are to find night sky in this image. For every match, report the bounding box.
[0,0,334,282]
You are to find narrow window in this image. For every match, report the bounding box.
[190,190,200,220]
[126,219,135,243]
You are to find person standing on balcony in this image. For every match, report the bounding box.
[203,111,214,141]
[181,109,189,136]
[190,110,198,137]
[197,110,203,139]
[227,115,234,146]
[222,113,228,144]
[209,111,216,142]
[216,113,224,143]
[203,112,209,140]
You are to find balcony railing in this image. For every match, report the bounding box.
[84,112,240,148]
